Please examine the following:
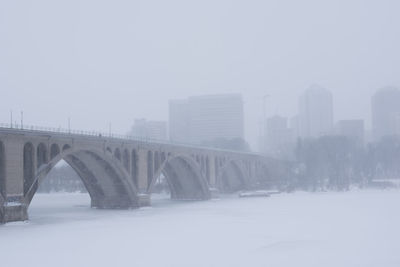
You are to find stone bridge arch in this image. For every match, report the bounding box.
[148,153,210,200]
[254,160,282,189]
[23,143,139,210]
[0,141,4,199]
[50,143,60,160]
[217,159,248,193]
[0,141,3,220]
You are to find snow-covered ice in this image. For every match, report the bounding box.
[1,190,400,267]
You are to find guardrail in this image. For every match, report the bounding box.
[0,122,260,156]
[0,122,184,146]
[0,122,150,141]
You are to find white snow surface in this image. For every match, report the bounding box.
[1,190,400,267]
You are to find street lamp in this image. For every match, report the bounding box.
[260,94,270,153]
[262,94,270,121]
[10,110,13,128]
[21,111,23,129]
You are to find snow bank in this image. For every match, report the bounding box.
[0,190,399,267]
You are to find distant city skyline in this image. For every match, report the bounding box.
[1,1,400,150]
[260,86,400,155]
[2,85,399,150]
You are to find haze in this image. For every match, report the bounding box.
[1,0,399,149]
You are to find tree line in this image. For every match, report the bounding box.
[285,135,400,191]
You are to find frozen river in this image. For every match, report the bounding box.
[1,190,400,267]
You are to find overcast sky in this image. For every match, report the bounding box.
[1,0,399,149]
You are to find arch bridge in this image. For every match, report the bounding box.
[0,127,284,223]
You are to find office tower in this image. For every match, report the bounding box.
[263,115,294,158]
[371,86,400,141]
[169,99,190,143]
[169,94,244,144]
[130,119,167,141]
[298,85,334,138]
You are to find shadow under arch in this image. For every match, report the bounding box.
[0,140,4,200]
[217,160,248,193]
[24,146,140,211]
[148,154,210,200]
[255,161,276,188]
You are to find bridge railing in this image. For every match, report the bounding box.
[0,122,166,143]
[0,122,260,156]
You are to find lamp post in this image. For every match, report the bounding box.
[21,111,23,129]
[261,94,270,152]
[10,110,13,128]
[262,94,270,121]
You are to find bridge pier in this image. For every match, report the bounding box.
[137,194,151,207]
[208,155,217,187]
[0,138,28,223]
[137,149,149,194]
[1,203,28,223]
[127,148,152,207]
[207,156,220,198]
[90,195,137,209]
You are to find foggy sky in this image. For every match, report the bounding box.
[1,0,399,149]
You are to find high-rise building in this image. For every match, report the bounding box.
[336,120,365,145]
[130,119,167,141]
[371,87,400,141]
[298,85,334,138]
[262,115,294,158]
[146,121,168,141]
[289,115,300,140]
[169,99,190,143]
[169,94,244,144]
[395,114,400,136]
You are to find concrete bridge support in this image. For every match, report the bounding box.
[1,137,29,222]
[137,149,149,192]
